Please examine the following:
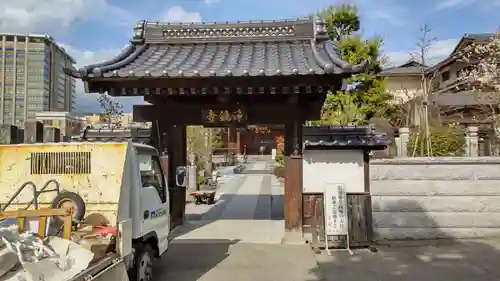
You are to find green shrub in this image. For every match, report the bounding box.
[197,175,205,186]
[275,154,284,165]
[273,165,285,178]
[407,125,465,156]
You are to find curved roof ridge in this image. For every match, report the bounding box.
[64,16,369,80]
[144,16,313,27]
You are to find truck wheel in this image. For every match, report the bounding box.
[129,244,154,281]
[50,191,86,223]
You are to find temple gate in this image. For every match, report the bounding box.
[65,16,367,234]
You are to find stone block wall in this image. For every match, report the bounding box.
[370,157,500,240]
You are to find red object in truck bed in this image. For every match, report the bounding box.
[92,226,118,237]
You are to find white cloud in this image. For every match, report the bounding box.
[0,0,133,34]
[435,0,470,10]
[356,0,408,26]
[161,6,202,23]
[385,38,460,67]
[66,5,204,112]
[62,44,144,113]
[434,0,499,10]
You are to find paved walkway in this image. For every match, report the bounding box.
[156,160,322,281]
[156,242,320,281]
[172,162,285,244]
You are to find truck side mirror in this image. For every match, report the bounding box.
[175,166,187,187]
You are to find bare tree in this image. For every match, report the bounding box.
[98,93,124,129]
[408,24,441,156]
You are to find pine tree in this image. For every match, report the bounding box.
[317,4,391,125]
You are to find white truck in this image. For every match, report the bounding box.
[0,141,185,281]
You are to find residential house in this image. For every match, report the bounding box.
[427,33,495,119]
[381,60,424,102]
[427,33,497,155]
[379,60,427,127]
[381,33,497,155]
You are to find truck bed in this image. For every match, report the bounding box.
[69,253,128,281]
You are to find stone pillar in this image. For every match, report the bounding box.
[398,127,410,157]
[188,153,197,192]
[466,126,479,157]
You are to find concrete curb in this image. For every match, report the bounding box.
[233,164,246,174]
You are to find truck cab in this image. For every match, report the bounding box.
[129,144,171,281]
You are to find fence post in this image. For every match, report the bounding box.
[466,126,479,156]
[398,127,410,157]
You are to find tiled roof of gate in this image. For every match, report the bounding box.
[303,125,390,150]
[65,17,368,79]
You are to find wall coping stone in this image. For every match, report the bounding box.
[371,157,500,165]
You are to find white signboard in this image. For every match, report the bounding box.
[323,183,348,235]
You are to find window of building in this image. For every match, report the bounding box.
[29,37,45,43]
[441,71,450,81]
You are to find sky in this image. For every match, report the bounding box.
[1,0,499,113]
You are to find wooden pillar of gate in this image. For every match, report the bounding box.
[236,130,241,155]
[167,124,187,228]
[284,117,303,234]
[228,126,237,154]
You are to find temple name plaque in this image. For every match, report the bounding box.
[201,107,247,127]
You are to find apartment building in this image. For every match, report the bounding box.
[0,33,76,128]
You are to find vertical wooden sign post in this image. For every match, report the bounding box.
[323,182,352,255]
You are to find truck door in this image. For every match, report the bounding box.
[138,153,170,254]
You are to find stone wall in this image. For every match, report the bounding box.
[370,157,500,240]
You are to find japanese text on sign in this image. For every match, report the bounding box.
[204,109,246,123]
[324,183,348,235]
